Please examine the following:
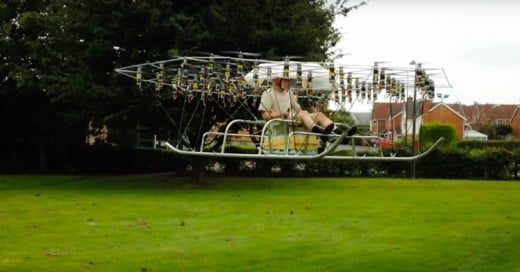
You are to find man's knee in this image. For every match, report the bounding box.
[318,112,331,121]
[296,110,309,119]
[313,112,325,119]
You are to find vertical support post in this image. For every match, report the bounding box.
[411,85,417,179]
[409,60,418,179]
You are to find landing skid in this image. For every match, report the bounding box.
[163,119,444,162]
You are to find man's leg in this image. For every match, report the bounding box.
[310,112,358,144]
[309,112,333,128]
[308,112,334,140]
[305,112,333,142]
[294,111,327,151]
[295,111,322,132]
[330,126,357,145]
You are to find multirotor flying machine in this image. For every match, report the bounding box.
[114,52,450,161]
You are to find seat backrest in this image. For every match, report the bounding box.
[262,120,318,153]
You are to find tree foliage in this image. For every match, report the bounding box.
[0,0,365,171]
[478,124,512,140]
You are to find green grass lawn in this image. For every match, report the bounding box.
[1,175,519,271]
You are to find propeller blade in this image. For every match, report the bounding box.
[220,50,261,57]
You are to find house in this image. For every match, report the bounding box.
[371,102,403,141]
[511,106,520,137]
[475,104,518,127]
[422,100,467,141]
[451,103,479,130]
[370,99,520,142]
[350,111,372,127]
[464,130,488,140]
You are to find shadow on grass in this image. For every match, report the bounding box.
[0,174,304,192]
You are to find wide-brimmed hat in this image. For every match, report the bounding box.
[272,76,289,85]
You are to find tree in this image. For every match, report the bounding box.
[326,109,356,126]
[479,124,513,140]
[0,0,365,172]
[0,0,74,171]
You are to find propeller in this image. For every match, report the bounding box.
[192,51,221,57]
[219,50,261,57]
[279,55,305,61]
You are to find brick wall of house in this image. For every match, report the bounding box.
[512,108,520,137]
[371,101,520,141]
[423,103,465,141]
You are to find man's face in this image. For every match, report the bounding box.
[280,79,290,90]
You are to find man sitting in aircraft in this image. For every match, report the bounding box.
[258,76,356,142]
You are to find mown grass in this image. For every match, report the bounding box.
[1,175,519,271]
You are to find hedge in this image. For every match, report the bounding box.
[2,143,520,180]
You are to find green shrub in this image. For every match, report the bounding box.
[466,149,486,178]
[480,148,513,179]
[511,149,520,180]
[420,122,457,150]
[458,140,520,150]
[417,148,472,179]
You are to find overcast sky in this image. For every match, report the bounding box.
[334,0,520,106]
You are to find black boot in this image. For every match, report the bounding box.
[323,123,335,135]
[318,123,334,142]
[317,123,333,143]
[311,125,329,142]
[311,125,323,134]
[346,126,357,136]
[344,126,357,145]
[333,126,357,144]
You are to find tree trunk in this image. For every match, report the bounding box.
[190,158,208,184]
[39,143,47,172]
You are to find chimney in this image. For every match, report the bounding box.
[422,99,434,122]
[423,99,433,113]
